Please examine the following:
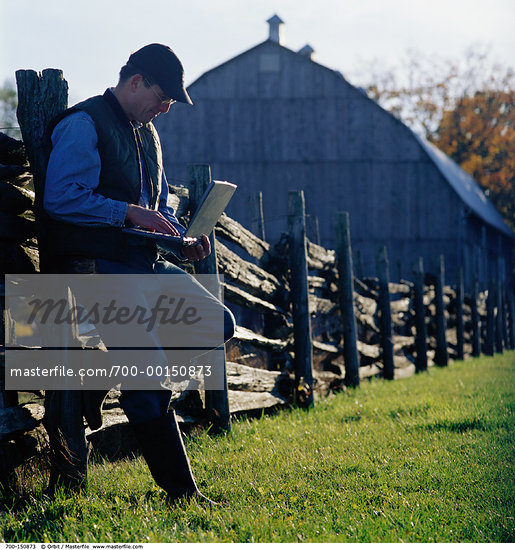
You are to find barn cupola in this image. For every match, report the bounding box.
[298,44,314,60]
[267,14,285,45]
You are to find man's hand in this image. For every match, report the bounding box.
[181,234,211,262]
[126,204,180,236]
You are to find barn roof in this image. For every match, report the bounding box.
[188,39,337,89]
[414,133,514,238]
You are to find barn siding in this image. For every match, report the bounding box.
[156,40,513,285]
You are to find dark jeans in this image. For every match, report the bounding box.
[56,253,235,424]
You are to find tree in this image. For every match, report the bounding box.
[352,47,515,228]
[0,79,21,139]
[433,89,515,228]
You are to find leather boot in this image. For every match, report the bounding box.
[130,409,217,506]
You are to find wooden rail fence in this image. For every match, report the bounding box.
[0,67,514,485]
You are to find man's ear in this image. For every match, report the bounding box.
[129,74,144,93]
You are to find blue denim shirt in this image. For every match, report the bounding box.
[45,109,184,235]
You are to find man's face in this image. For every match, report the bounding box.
[129,76,175,124]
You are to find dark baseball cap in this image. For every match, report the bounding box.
[127,43,193,105]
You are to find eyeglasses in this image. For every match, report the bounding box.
[143,77,176,106]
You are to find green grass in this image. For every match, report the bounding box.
[2,352,514,543]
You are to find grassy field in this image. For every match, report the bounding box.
[1,352,514,543]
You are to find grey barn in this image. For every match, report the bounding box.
[157,15,514,287]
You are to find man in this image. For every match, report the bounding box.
[43,44,234,505]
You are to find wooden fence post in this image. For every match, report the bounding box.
[470,279,481,357]
[288,191,314,407]
[485,280,495,356]
[496,280,506,353]
[412,257,428,372]
[335,212,360,387]
[376,246,394,380]
[396,259,403,283]
[507,288,515,350]
[15,69,68,272]
[434,255,449,366]
[354,250,364,281]
[248,192,266,241]
[15,69,89,487]
[307,215,321,246]
[188,164,230,431]
[501,286,510,350]
[456,266,465,361]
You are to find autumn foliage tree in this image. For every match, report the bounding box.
[353,47,515,229]
[433,88,515,227]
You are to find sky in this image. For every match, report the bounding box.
[1,0,514,106]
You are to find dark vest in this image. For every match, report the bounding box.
[45,90,162,262]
